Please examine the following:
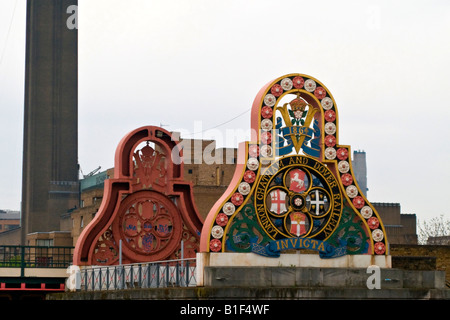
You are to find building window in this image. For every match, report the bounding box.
[80,216,84,228]
[188,169,193,174]
[36,239,54,247]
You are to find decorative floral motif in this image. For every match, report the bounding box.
[270,84,283,97]
[243,170,256,183]
[324,147,336,160]
[336,148,348,160]
[324,122,336,135]
[261,119,272,131]
[361,206,373,219]
[304,79,316,92]
[372,229,384,242]
[341,173,353,186]
[261,145,272,157]
[261,131,272,144]
[216,213,228,227]
[321,97,333,110]
[346,185,358,198]
[374,242,385,255]
[223,202,235,216]
[281,78,293,91]
[352,196,365,209]
[338,160,349,173]
[324,110,336,122]
[292,76,304,89]
[325,135,336,147]
[210,239,222,252]
[261,106,273,119]
[211,225,224,238]
[367,217,380,229]
[264,94,276,107]
[231,192,244,206]
[238,182,251,195]
[247,158,259,171]
[314,87,326,100]
[249,145,259,157]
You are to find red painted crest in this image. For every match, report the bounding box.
[73,126,203,265]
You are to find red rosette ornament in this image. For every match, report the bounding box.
[215,213,228,227]
[367,216,380,229]
[324,110,336,122]
[341,173,353,186]
[352,196,365,209]
[292,76,304,89]
[314,87,327,100]
[261,106,273,119]
[210,239,222,252]
[231,192,244,206]
[336,148,348,160]
[270,84,283,97]
[249,145,259,158]
[374,242,385,255]
[243,170,256,184]
[325,135,336,147]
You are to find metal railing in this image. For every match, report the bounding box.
[0,245,74,270]
[78,258,197,291]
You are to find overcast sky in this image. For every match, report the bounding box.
[0,0,449,224]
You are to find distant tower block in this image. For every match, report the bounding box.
[21,0,79,244]
[353,150,368,197]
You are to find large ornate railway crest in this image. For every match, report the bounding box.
[73,126,203,265]
[200,73,388,258]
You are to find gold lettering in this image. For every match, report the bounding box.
[289,238,298,248]
[317,241,325,252]
[303,239,310,249]
[281,240,289,250]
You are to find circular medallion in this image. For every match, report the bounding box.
[211,225,224,239]
[324,110,336,122]
[238,182,251,195]
[314,87,327,100]
[261,119,272,131]
[231,192,244,206]
[304,79,316,92]
[374,242,385,255]
[368,216,380,229]
[264,94,276,107]
[244,170,256,183]
[270,84,283,97]
[281,78,293,91]
[352,196,365,209]
[372,229,384,242]
[325,135,336,147]
[324,122,336,135]
[254,155,342,241]
[341,173,353,186]
[338,161,350,173]
[215,213,228,227]
[324,147,336,160]
[261,131,272,144]
[260,145,272,157]
[249,145,259,157]
[223,202,235,216]
[210,239,222,252]
[261,106,273,119]
[113,190,182,261]
[336,148,348,160]
[292,76,304,89]
[247,158,259,171]
[346,185,358,198]
[321,97,333,110]
[361,206,373,219]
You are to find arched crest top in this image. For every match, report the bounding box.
[200,73,389,259]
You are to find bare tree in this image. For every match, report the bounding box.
[417,215,450,245]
